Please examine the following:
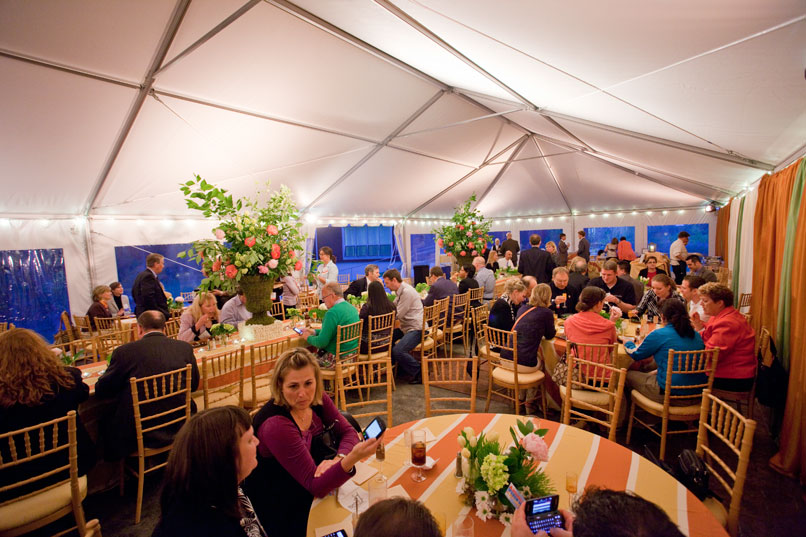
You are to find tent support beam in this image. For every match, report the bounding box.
[532,137,572,213]
[0,48,140,89]
[393,108,523,139]
[83,0,192,216]
[775,143,806,173]
[301,90,446,215]
[475,136,530,208]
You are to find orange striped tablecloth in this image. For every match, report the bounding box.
[307,414,727,537]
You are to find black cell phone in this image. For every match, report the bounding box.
[525,495,564,535]
[322,530,348,537]
[292,327,304,335]
[362,417,387,440]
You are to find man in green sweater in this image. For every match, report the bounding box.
[301,282,360,361]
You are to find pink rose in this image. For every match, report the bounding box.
[446,252,452,257]
[437,239,444,247]
[466,231,472,237]
[266,224,278,236]
[271,244,281,259]
[459,225,465,231]
[244,236,256,248]
[258,265,269,274]
[471,221,476,226]
[268,259,278,269]
[225,264,238,279]
[214,229,225,240]
[289,250,296,258]
[294,260,303,271]
[476,229,482,235]
[460,250,466,256]
[198,251,204,259]
[521,433,549,462]
[449,242,454,247]
[468,242,474,249]
[472,250,477,256]
[211,259,221,272]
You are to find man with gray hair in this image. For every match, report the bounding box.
[472,256,495,301]
[301,282,360,359]
[345,264,381,298]
[568,256,589,291]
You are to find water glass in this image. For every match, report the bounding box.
[368,474,387,505]
[452,516,474,537]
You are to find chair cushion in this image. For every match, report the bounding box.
[630,390,701,416]
[559,385,612,408]
[358,351,391,361]
[703,496,728,527]
[0,476,87,531]
[491,367,545,386]
[241,379,272,408]
[412,337,435,353]
[477,344,500,361]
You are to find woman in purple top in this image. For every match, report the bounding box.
[243,348,381,537]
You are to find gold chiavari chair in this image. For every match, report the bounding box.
[484,326,546,417]
[423,348,478,417]
[269,301,285,321]
[340,319,393,426]
[737,293,751,313]
[164,318,180,339]
[412,304,440,363]
[180,291,196,303]
[242,339,289,410]
[444,292,470,359]
[197,347,245,410]
[321,321,362,409]
[94,317,122,333]
[72,315,94,338]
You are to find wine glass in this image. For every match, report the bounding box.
[375,440,386,475]
[452,516,474,537]
[410,430,427,482]
[566,471,579,507]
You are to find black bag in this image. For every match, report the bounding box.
[676,449,711,500]
[642,445,674,476]
[756,336,787,409]
[310,406,339,463]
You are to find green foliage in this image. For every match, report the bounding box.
[433,195,494,259]
[210,323,237,337]
[415,282,430,293]
[286,308,301,320]
[496,267,520,277]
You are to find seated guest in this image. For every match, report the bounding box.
[545,241,560,266]
[383,270,424,383]
[107,281,130,316]
[301,282,360,365]
[0,329,96,502]
[244,348,381,536]
[152,407,267,537]
[549,267,579,316]
[499,284,555,371]
[617,236,637,261]
[473,256,495,301]
[359,281,397,354]
[522,275,537,294]
[638,255,666,285]
[617,260,644,303]
[95,311,200,461]
[345,264,380,298]
[422,266,458,307]
[219,287,251,326]
[280,272,300,316]
[178,291,220,343]
[604,237,618,260]
[588,260,636,317]
[486,249,501,272]
[499,249,517,270]
[679,275,710,324]
[355,498,441,537]
[489,279,528,332]
[692,283,755,392]
[685,254,717,282]
[624,300,706,403]
[86,284,113,330]
[568,257,589,291]
[559,287,619,386]
[631,274,684,319]
[457,264,481,308]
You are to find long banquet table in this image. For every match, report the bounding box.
[306,413,728,537]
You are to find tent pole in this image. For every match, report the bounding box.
[0,49,139,89]
[532,137,573,213]
[475,137,530,207]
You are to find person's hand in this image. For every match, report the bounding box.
[195,314,211,332]
[117,309,126,316]
[314,458,341,478]
[609,306,622,320]
[555,294,567,305]
[301,328,315,339]
[691,312,704,331]
[212,289,225,296]
[511,504,574,537]
[342,435,383,471]
[604,293,618,304]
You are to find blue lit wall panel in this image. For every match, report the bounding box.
[411,233,436,269]
[315,226,401,281]
[520,229,564,249]
[583,226,636,256]
[115,244,201,311]
[648,223,709,257]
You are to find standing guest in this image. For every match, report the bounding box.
[576,230,590,262]
[557,233,569,267]
[617,260,644,303]
[685,255,717,283]
[86,285,113,330]
[549,267,579,316]
[219,287,251,326]
[486,249,501,272]
[244,348,381,536]
[0,329,96,502]
[281,272,300,317]
[545,241,560,266]
[383,269,424,383]
[422,266,457,307]
[679,275,710,324]
[132,253,169,317]
[488,279,528,332]
[624,300,706,403]
[178,291,220,343]
[359,281,397,354]
[669,231,690,284]
[355,498,441,537]
[315,246,339,300]
[631,274,685,319]
[587,260,636,317]
[473,256,496,302]
[500,232,520,264]
[500,284,556,371]
[345,264,380,298]
[493,237,502,255]
[95,311,200,461]
[457,265,481,308]
[617,236,637,261]
[499,249,517,270]
[518,234,556,284]
[107,281,130,316]
[692,283,755,392]
[604,238,618,260]
[637,255,667,286]
[152,407,267,537]
[300,282,359,364]
[568,257,589,291]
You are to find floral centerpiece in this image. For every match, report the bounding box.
[637,275,649,287]
[495,267,520,279]
[415,282,430,294]
[433,194,494,267]
[178,175,305,325]
[347,292,368,308]
[166,294,184,311]
[457,419,554,525]
[308,305,327,323]
[286,308,302,321]
[209,323,237,338]
[598,309,623,332]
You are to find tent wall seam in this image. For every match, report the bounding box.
[475,137,530,207]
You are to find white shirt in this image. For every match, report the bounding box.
[688,298,710,324]
[499,258,516,270]
[316,260,339,297]
[669,239,687,266]
[220,295,252,325]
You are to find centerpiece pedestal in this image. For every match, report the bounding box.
[240,275,276,325]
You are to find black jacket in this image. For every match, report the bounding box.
[518,247,556,284]
[132,268,169,317]
[344,277,368,298]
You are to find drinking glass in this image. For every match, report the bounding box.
[566,471,579,506]
[368,474,387,505]
[375,440,386,475]
[410,429,427,482]
[452,516,474,537]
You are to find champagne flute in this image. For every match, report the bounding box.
[410,430,427,482]
[566,471,579,507]
[375,440,386,475]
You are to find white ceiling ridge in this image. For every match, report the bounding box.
[0,48,140,89]
[487,149,579,166]
[532,137,572,213]
[774,145,806,173]
[384,143,482,169]
[475,137,530,207]
[394,108,524,139]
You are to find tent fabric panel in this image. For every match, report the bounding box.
[162,0,253,63]
[411,162,506,217]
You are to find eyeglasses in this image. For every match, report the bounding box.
[322,293,334,300]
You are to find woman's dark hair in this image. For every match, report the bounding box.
[661,299,695,339]
[354,498,440,537]
[577,287,606,312]
[611,237,618,245]
[619,236,626,241]
[463,264,475,278]
[367,280,395,315]
[572,487,685,537]
[319,246,336,263]
[159,406,252,521]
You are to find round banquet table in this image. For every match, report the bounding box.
[306,414,727,537]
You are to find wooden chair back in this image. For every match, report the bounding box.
[562,353,626,441]
[168,309,183,320]
[471,305,489,357]
[164,318,180,339]
[180,291,196,303]
[59,311,78,341]
[50,338,97,366]
[362,311,396,360]
[333,320,363,409]
[484,325,513,367]
[340,340,393,426]
[72,315,94,338]
[95,329,131,360]
[696,389,757,536]
[567,342,619,379]
[243,339,290,409]
[469,286,484,305]
[737,293,751,312]
[200,346,245,409]
[269,301,285,321]
[423,352,478,417]
[94,316,122,333]
[298,290,319,311]
[434,297,450,354]
[337,274,349,285]
[415,304,440,361]
[493,279,507,299]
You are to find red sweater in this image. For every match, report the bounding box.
[564,311,618,380]
[702,307,756,379]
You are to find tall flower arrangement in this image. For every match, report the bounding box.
[433,195,493,261]
[456,419,554,526]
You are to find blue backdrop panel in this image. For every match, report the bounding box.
[489,231,509,248]
[342,226,393,259]
[115,244,202,311]
[315,226,402,281]
[583,226,636,256]
[647,223,709,257]
[0,248,70,341]
[410,233,436,269]
[519,229,564,249]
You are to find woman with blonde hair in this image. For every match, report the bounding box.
[499,283,556,371]
[489,278,528,332]
[178,291,220,343]
[243,348,381,536]
[0,328,95,501]
[545,241,560,267]
[86,284,112,330]
[486,249,500,271]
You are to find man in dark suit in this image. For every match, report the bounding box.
[576,230,590,262]
[95,311,199,460]
[422,266,458,307]
[499,232,520,265]
[517,234,556,284]
[344,264,380,298]
[131,253,169,317]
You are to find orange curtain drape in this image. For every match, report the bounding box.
[715,198,732,260]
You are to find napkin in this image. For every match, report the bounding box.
[337,479,369,513]
[419,427,437,443]
[351,461,378,485]
[387,484,411,500]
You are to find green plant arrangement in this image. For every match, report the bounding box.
[307,259,323,285]
[433,194,494,266]
[347,293,367,308]
[495,267,519,278]
[457,419,553,525]
[166,294,184,310]
[178,175,305,325]
[415,282,430,294]
[286,308,302,321]
[308,307,327,322]
[598,310,623,331]
[209,323,237,338]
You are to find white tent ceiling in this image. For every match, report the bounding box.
[2,0,805,221]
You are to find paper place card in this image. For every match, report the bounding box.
[351,461,379,485]
[417,427,437,443]
[387,484,411,500]
[337,479,369,513]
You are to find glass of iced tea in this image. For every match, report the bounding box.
[410,429,427,482]
[566,470,579,506]
[376,440,386,475]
